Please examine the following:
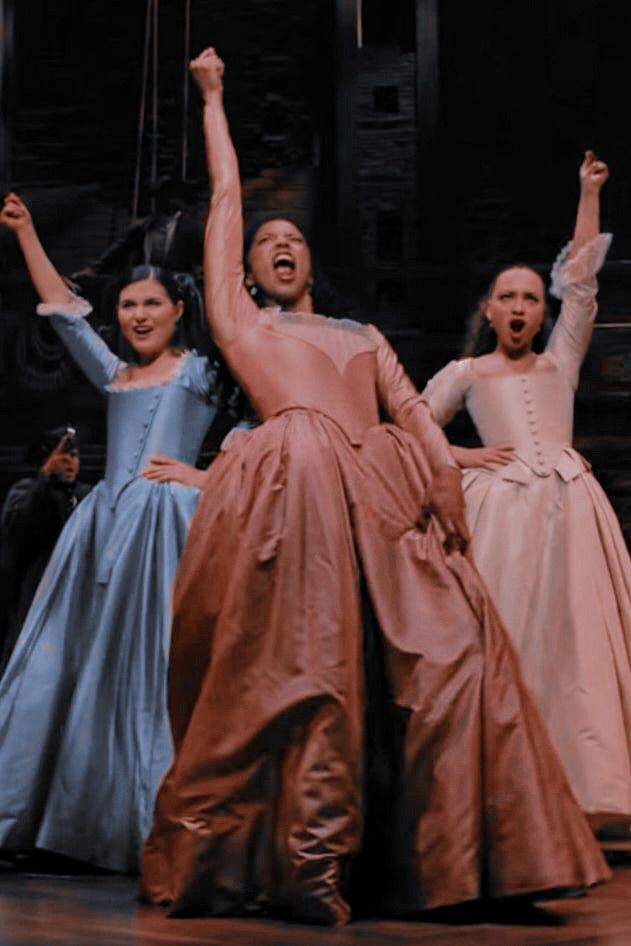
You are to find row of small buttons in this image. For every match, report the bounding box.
[520,375,546,471]
[126,392,161,475]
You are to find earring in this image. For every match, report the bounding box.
[248,284,259,298]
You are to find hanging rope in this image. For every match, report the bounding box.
[133,0,193,214]
[132,0,154,218]
[181,0,191,182]
[149,0,160,214]
[0,0,16,194]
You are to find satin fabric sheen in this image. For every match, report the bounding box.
[141,309,609,921]
[141,136,609,922]
[423,235,631,820]
[0,312,218,870]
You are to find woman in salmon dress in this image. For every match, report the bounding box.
[423,153,631,828]
[140,49,609,924]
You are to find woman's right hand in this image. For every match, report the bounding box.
[189,47,225,100]
[141,454,207,489]
[0,192,32,232]
[451,445,515,470]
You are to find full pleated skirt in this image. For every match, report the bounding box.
[462,461,631,820]
[141,411,609,923]
[0,478,200,871]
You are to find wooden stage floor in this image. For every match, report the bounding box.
[1,853,630,946]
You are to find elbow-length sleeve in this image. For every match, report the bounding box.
[369,325,458,471]
[37,297,123,391]
[547,233,612,390]
[421,360,470,428]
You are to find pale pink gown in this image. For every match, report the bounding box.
[423,235,631,821]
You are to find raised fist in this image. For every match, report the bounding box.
[0,192,32,232]
[580,150,609,192]
[189,47,225,100]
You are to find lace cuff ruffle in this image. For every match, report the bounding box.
[549,232,612,300]
[36,295,92,318]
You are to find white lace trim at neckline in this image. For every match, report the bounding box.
[107,350,191,392]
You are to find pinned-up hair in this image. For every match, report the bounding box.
[108,264,209,358]
[460,264,553,357]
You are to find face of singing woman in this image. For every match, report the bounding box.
[485,267,545,358]
[246,218,313,309]
[117,278,183,362]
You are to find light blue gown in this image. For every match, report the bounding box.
[0,304,219,871]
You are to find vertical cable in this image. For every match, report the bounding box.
[149,0,160,214]
[0,0,16,192]
[132,0,153,218]
[181,0,191,182]
[355,0,363,48]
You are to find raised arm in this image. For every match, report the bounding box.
[0,193,73,305]
[566,150,608,261]
[0,193,122,390]
[548,152,610,387]
[189,48,259,350]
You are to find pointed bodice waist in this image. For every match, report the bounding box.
[104,384,214,507]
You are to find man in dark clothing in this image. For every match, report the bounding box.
[0,426,90,675]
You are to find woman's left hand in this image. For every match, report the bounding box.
[580,150,609,193]
[141,454,207,488]
[422,464,470,554]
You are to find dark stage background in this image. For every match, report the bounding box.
[0,0,629,538]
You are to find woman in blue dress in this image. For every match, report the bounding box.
[0,192,221,871]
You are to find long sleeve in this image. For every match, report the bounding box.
[421,360,470,428]
[369,325,458,471]
[547,233,612,390]
[37,298,122,391]
[201,101,260,350]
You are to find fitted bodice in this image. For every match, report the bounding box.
[45,310,219,506]
[424,356,589,478]
[223,309,381,445]
[465,359,574,474]
[104,369,215,505]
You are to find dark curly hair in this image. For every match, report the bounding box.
[242,215,355,319]
[461,264,554,357]
[105,264,211,360]
[96,264,243,417]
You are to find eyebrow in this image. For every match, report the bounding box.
[257,229,302,239]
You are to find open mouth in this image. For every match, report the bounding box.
[132,326,152,337]
[273,253,295,274]
[510,318,526,333]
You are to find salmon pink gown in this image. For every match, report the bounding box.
[140,113,609,924]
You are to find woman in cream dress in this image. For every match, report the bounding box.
[423,152,631,827]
